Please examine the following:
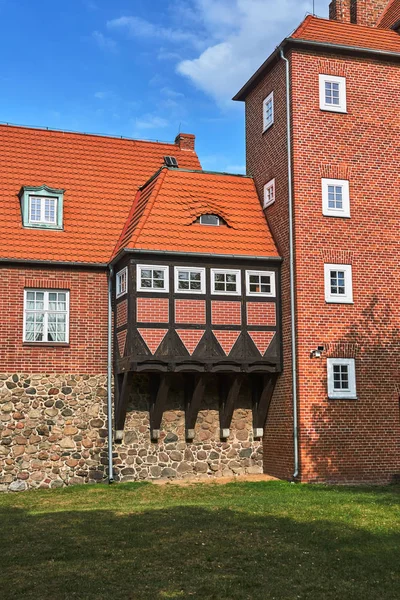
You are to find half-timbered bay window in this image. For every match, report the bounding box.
[116,267,128,298]
[19,185,64,229]
[24,290,69,343]
[211,269,241,295]
[327,358,357,399]
[246,270,276,297]
[175,267,205,293]
[137,265,169,292]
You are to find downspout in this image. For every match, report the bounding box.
[107,265,114,483]
[280,48,299,480]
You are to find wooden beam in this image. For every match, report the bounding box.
[149,374,171,440]
[219,375,243,438]
[252,374,277,438]
[184,374,206,439]
[115,371,134,437]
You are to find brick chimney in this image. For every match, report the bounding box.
[174,133,195,151]
[329,0,352,22]
[329,0,392,26]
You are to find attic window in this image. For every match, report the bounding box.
[199,214,220,226]
[19,185,64,230]
[164,156,178,168]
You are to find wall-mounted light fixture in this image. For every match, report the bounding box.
[310,345,325,359]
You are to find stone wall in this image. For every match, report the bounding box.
[0,373,263,491]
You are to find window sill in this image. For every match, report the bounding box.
[320,107,347,114]
[328,395,358,401]
[325,299,354,304]
[23,342,70,348]
[262,122,274,134]
[322,212,351,218]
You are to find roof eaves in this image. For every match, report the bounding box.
[121,248,282,262]
[0,257,108,268]
[234,34,400,101]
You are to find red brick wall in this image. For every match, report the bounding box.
[290,50,400,482]
[245,57,295,480]
[175,300,206,324]
[116,299,128,328]
[0,265,108,373]
[247,302,276,326]
[211,301,241,325]
[136,298,169,323]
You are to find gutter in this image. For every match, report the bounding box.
[107,265,114,483]
[280,47,299,481]
[0,257,107,268]
[110,248,283,267]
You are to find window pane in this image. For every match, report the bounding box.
[178,280,189,290]
[44,198,56,223]
[141,278,152,288]
[191,281,201,290]
[215,282,224,291]
[153,279,164,289]
[191,272,201,281]
[226,283,236,292]
[141,270,151,279]
[153,270,164,280]
[226,274,236,283]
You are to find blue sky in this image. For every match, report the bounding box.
[0,0,328,173]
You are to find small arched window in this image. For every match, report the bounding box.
[199,214,220,226]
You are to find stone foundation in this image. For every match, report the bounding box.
[0,373,262,491]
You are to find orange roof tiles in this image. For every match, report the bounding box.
[291,14,400,53]
[113,168,279,259]
[0,124,201,264]
[377,0,400,29]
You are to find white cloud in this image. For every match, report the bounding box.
[161,87,184,99]
[92,30,117,52]
[177,0,312,105]
[134,114,169,129]
[107,16,204,50]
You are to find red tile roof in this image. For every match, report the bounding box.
[113,168,279,259]
[0,124,201,264]
[291,14,400,53]
[377,0,400,29]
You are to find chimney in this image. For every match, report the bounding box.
[329,0,392,27]
[174,133,195,151]
[329,0,352,23]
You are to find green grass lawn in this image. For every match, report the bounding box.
[0,481,399,600]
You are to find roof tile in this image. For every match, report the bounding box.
[0,124,201,264]
[113,168,279,259]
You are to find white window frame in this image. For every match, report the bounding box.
[211,269,241,296]
[322,178,350,218]
[263,178,276,209]
[263,91,274,132]
[136,264,169,293]
[246,270,276,297]
[324,264,353,304]
[199,215,220,226]
[116,267,128,298]
[23,289,70,344]
[327,358,357,399]
[319,74,347,113]
[174,267,206,294]
[28,195,58,225]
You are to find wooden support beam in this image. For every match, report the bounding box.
[184,374,206,440]
[149,374,171,440]
[252,374,277,438]
[219,375,243,438]
[115,371,134,438]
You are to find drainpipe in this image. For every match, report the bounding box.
[107,265,114,483]
[280,48,299,480]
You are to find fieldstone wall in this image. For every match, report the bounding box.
[0,373,263,491]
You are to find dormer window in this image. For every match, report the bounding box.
[199,214,220,226]
[19,185,64,230]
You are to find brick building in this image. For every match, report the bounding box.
[234,0,400,483]
[0,125,281,490]
[1,0,399,491]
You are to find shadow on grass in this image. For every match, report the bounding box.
[1,500,399,600]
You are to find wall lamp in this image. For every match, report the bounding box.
[310,345,324,359]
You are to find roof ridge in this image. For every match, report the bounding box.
[130,169,168,249]
[0,121,183,147]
